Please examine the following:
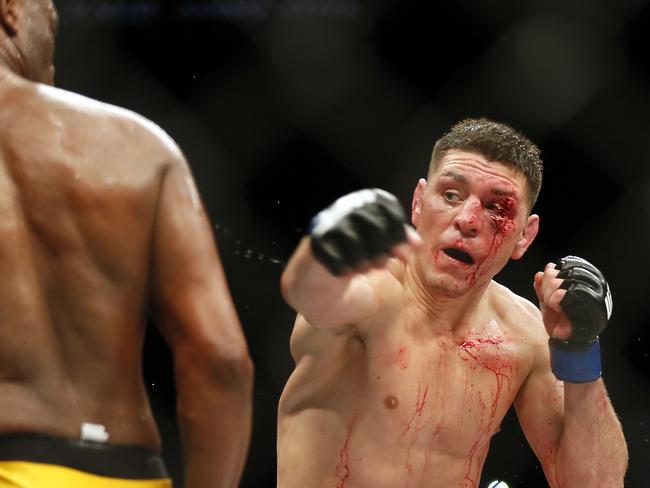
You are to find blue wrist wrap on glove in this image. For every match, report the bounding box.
[548,256,611,383]
[549,337,601,383]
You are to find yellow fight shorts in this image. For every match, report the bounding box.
[0,433,172,488]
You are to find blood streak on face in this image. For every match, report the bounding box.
[458,335,515,487]
[464,196,518,287]
[465,233,503,287]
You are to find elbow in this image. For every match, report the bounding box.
[228,350,254,392]
[552,435,629,488]
[615,434,630,484]
[280,237,312,309]
[177,338,254,396]
[174,341,254,428]
[209,344,254,393]
[280,266,294,306]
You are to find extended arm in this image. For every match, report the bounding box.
[280,189,421,328]
[150,152,253,488]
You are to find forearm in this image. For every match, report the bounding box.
[553,380,627,487]
[176,355,254,488]
[281,237,377,327]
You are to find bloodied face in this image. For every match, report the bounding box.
[410,150,539,296]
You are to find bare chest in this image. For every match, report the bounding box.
[279,329,533,488]
[363,333,526,454]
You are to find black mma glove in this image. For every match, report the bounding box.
[549,256,613,383]
[309,189,408,276]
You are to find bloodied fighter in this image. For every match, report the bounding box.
[278,119,627,487]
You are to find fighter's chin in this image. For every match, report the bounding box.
[433,276,473,298]
[417,255,482,296]
[417,267,473,298]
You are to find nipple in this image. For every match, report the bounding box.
[384,395,399,410]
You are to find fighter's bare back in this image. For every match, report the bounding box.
[278,259,547,488]
[0,75,185,450]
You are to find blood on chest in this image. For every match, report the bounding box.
[370,335,520,457]
[321,333,527,488]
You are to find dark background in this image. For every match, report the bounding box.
[53,0,649,486]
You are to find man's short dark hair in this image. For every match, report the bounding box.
[430,118,543,210]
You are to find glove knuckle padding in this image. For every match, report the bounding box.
[330,225,367,268]
[556,255,611,343]
[311,231,348,276]
[558,265,604,291]
[377,202,407,244]
[352,206,390,254]
[549,255,611,383]
[310,188,407,275]
[560,285,608,342]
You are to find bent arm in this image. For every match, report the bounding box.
[522,258,628,485]
[516,341,627,487]
[151,152,253,488]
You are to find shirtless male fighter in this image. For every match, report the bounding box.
[279,118,627,487]
[0,1,252,487]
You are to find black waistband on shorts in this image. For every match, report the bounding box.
[0,432,168,479]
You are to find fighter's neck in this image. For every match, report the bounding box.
[401,261,492,336]
[0,34,27,82]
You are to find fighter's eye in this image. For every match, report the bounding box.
[486,201,503,212]
[444,190,461,203]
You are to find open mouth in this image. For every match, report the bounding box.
[443,248,475,265]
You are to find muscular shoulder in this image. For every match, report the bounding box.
[487,281,551,383]
[30,84,183,168]
[488,280,546,343]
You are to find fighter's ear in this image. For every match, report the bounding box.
[511,214,539,260]
[0,0,17,36]
[411,178,427,227]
